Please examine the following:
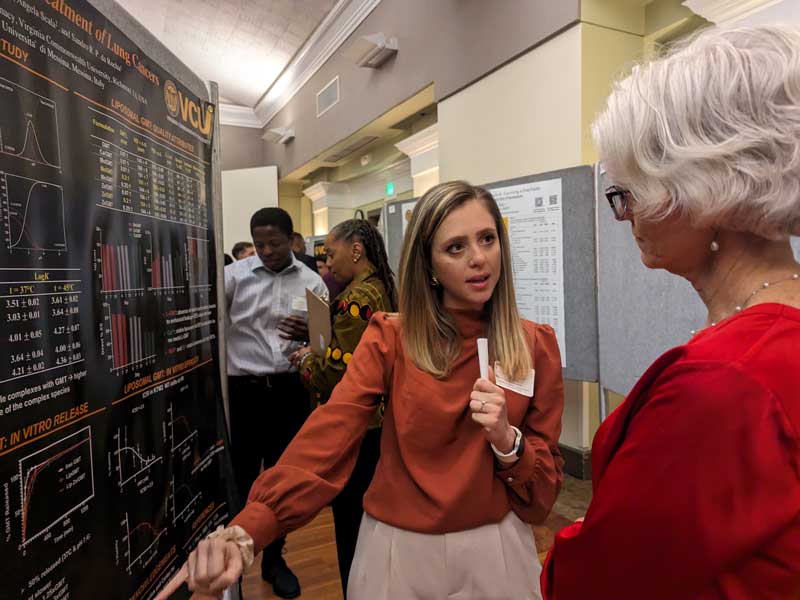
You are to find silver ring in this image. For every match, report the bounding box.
[480,400,486,412]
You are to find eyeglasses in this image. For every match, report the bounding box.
[604,185,634,221]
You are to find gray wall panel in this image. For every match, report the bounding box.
[597,171,705,397]
[385,199,410,274]
[220,125,266,171]
[598,175,800,397]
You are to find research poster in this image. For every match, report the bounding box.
[400,200,417,239]
[491,178,567,366]
[0,1,232,599]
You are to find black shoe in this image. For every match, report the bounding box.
[262,558,301,599]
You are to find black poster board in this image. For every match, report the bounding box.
[0,2,233,599]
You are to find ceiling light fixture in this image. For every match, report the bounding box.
[354,33,398,69]
[263,126,295,144]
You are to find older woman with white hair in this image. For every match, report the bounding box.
[542,25,800,600]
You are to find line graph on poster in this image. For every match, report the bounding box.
[0,172,68,256]
[165,400,225,475]
[12,426,95,554]
[0,77,62,169]
[166,400,198,463]
[116,511,167,574]
[111,424,163,493]
[168,474,201,527]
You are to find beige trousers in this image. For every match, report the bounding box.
[347,512,542,600]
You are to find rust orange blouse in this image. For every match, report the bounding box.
[231,309,565,553]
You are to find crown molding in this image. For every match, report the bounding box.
[394,124,439,159]
[302,181,352,209]
[395,125,438,178]
[249,0,382,129]
[219,103,262,128]
[682,0,783,24]
[303,181,337,202]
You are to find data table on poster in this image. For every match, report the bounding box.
[0,268,83,386]
[91,108,208,230]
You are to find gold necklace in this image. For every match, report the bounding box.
[690,272,799,336]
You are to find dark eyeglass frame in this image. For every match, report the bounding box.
[604,185,634,221]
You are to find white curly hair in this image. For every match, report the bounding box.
[592,25,800,239]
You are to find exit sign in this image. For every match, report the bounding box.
[385,181,395,196]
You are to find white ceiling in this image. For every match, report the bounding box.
[117,0,337,107]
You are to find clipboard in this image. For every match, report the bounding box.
[306,288,331,356]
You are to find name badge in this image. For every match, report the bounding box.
[494,362,535,397]
[291,296,308,314]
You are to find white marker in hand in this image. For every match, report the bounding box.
[477,337,489,380]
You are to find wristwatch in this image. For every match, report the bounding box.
[491,426,523,463]
[298,351,314,370]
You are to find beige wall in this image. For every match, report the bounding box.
[413,169,439,197]
[220,125,265,171]
[328,137,406,183]
[580,24,643,163]
[438,25,583,185]
[221,166,278,254]
[645,0,697,35]
[582,0,645,34]
[437,9,646,182]
[278,181,312,237]
[261,0,579,177]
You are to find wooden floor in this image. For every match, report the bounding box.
[241,507,344,600]
[240,475,592,600]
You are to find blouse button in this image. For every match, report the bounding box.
[506,476,514,483]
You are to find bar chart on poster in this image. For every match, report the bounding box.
[0,2,232,600]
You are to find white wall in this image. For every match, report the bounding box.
[438,25,583,186]
[738,0,800,24]
[221,166,278,255]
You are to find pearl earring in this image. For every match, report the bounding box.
[710,240,720,252]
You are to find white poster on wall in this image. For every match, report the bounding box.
[491,178,566,366]
[401,201,418,239]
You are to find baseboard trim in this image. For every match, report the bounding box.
[559,443,591,480]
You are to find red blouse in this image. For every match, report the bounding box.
[542,303,800,599]
[231,309,565,553]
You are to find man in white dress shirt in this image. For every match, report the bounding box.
[224,207,327,599]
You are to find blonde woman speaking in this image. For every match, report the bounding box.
[157,181,565,600]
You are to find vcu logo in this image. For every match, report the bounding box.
[164,80,180,117]
[164,79,214,137]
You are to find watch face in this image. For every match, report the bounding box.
[514,429,524,457]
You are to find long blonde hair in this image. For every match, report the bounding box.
[398,181,532,380]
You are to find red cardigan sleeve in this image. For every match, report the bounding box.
[542,360,800,600]
[230,314,395,553]
[497,323,565,524]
